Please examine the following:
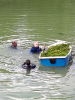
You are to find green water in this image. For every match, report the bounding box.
[0,0,75,100]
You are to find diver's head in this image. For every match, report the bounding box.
[34,42,39,47]
[12,41,17,47]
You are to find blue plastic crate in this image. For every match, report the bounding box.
[39,45,72,67]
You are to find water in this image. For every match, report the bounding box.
[0,0,75,100]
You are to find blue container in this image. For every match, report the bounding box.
[39,46,72,67]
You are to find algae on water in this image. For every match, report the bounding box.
[41,43,70,57]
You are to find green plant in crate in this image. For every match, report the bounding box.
[41,43,70,57]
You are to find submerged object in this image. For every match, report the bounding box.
[39,43,72,67]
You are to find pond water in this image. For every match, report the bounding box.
[0,0,75,100]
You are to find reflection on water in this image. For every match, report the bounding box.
[39,58,73,77]
[0,0,75,100]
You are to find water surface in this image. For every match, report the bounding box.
[0,0,75,100]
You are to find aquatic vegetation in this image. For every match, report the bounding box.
[41,43,70,57]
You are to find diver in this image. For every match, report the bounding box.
[11,41,17,49]
[22,59,36,70]
[30,42,42,53]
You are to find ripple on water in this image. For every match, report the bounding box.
[0,35,75,99]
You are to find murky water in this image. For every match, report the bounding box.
[0,0,75,100]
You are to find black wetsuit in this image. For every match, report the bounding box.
[22,62,36,69]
